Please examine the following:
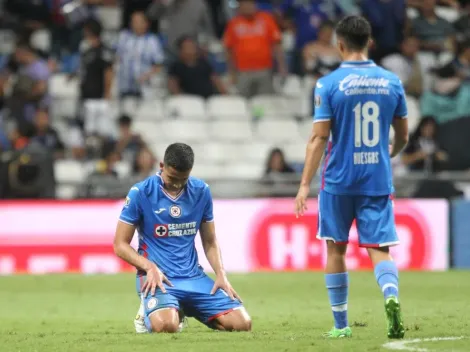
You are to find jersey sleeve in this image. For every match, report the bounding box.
[119,186,142,226]
[394,80,408,118]
[202,185,214,223]
[313,79,333,122]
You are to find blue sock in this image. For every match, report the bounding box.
[374,260,399,299]
[325,272,349,329]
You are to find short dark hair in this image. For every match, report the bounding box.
[164,143,194,172]
[176,35,196,50]
[84,18,102,37]
[118,115,132,127]
[335,16,371,52]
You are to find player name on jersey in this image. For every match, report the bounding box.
[339,74,391,96]
[154,222,198,238]
[353,152,379,165]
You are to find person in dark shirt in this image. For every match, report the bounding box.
[79,18,113,100]
[32,108,65,159]
[168,36,227,98]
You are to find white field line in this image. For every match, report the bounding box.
[383,336,465,351]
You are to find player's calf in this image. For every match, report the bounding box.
[210,308,252,332]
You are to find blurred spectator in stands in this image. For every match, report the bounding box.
[78,18,114,137]
[402,117,449,173]
[382,35,423,98]
[224,0,286,98]
[455,1,470,41]
[453,39,470,81]
[31,108,65,159]
[121,0,153,29]
[276,0,346,75]
[360,0,406,62]
[302,20,341,78]
[115,114,148,165]
[7,42,50,122]
[206,0,227,38]
[411,0,455,53]
[115,11,164,99]
[264,147,295,175]
[168,36,227,98]
[147,0,214,56]
[90,142,119,177]
[133,147,156,178]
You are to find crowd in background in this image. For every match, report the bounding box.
[0,0,469,199]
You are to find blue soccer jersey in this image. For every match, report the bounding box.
[119,173,214,279]
[314,60,408,196]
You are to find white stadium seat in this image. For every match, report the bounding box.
[160,120,208,143]
[0,30,15,54]
[56,185,78,199]
[435,6,459,22]
[165,95,207,119]
[206,95,250,119]
[200,142,241,163]
[136,100,165,120]
[238,142,274,163]
[50,74,79,98]
[406,96,421,133]
[417,52,437,91]
[255,120,301,143]
[299,119,313,141]
[209,120,253,142]
[115,161,131,178]
[250,95,292,119]
[282,75,303,96]
[96,6,122,31]
[133,120,161,144]
[31,29,51,53]
[225,161,264,180]
[191,163,223,179]
[284,143,306,162]
[54,160,86,184]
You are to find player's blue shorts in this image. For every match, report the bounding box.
[136,272,242,329]
[317,190,399,247]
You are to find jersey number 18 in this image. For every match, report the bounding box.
[353,101,380,148]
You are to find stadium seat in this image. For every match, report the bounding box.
[0,30,15,54]
[121,97,140,116]
[225,161,264,180]
[165,95,207,119]
[209,120,254,142]
[238,142,274,163]
[298,119,313,141]
[284,143,306,162]
[115,161,131,178]
[51,97,78,120]
[417,52,437,91]
[133,120,162,144]
[30,29,51,53]
[406,7,419,19]
[136,100,165,120]
[56,185,78,199]
[200,142,241,163]
[54,160,86,184]
[50,74,79,98]
[435,6,459,22]
[160,120,208,143]
[255,120,301,143]
[250,95,293,119]
[96,6,122,31]
[206,95,250,119]
[282,75,303,97]
[191,163,223,179]
[406,96,421,133]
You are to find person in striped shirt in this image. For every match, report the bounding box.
[115,11,164,98]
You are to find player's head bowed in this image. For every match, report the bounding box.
[335,15,372,57]
[160,143,194,192]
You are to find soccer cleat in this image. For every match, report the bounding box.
[385,296,405,339]
[322,326,352,338]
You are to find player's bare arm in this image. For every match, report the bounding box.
[390,117,409,158]
[200,221,242,302]
[295,120,331,217]
[113,221,172,296]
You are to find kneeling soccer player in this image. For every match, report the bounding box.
[114,143,251,333]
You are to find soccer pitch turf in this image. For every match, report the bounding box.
[1,272,468,352]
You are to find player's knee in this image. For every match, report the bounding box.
[233,316,252,332]
[215,309,252,332]
[148,309,180,333]
[151,320,180,333]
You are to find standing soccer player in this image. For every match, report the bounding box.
[295,16,409,339]
[114,143,251,333]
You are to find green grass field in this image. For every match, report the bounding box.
[1,272,469,352]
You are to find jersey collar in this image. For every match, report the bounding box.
[340,60,376,68]
[155,172,186,201]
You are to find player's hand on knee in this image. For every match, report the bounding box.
[211,275,243,303]
[143,263,173,297]
[295,185,310,218]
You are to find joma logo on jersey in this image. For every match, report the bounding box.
[339,74,390,91]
